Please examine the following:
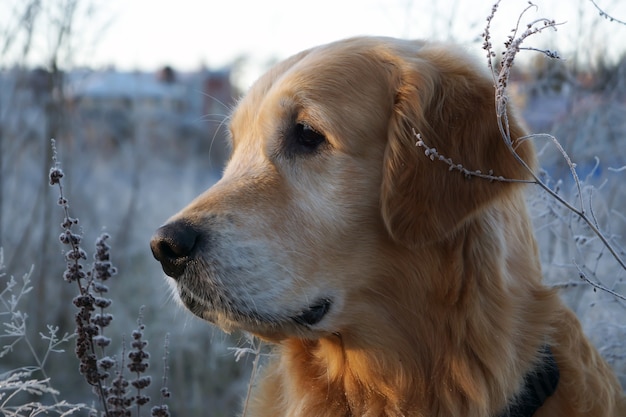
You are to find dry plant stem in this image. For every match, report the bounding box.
[575,263,626,302]
[20,326,67,406]
[414,131,531,183]
[483,3,626,275]
[150,334,171,417]
[495,86,626,274]
[50,140,170,417]
[241,338,264,417]
[589,0,626,26]
[49,140,111,416]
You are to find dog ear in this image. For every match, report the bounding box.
[380,46,536,246]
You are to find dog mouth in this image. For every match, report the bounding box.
[291,298,332,327]
[179,286,332,332]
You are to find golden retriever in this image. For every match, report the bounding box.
[150,37,626,416]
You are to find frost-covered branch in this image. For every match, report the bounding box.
[483,2,626,278]
[589,0,626,26]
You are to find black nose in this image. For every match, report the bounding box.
[150,220,200,279]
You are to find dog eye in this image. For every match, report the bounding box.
[292,122,326,154]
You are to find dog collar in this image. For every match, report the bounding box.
[498,346,560,417]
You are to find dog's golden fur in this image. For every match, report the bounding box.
[153,37,626,416]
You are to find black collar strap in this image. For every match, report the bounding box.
[498,346,560,417]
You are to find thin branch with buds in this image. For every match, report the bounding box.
[414,131,531,183]
[589,0,626,27]
[576,263,626,302]
[483,2,626,275]
[418,2,626,300]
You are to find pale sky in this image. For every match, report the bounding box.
[78,0,490,84]
[3,0,626,87]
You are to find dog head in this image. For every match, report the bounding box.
[150,37,534,341]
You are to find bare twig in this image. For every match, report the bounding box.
[414,131,532,183]
[576,264,626,302]
[483,3,626,277]
[589,0,626,26]
[230,335,267,417]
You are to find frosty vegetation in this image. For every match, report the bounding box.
[0,1,625,416]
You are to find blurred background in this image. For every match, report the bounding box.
[1,0,625,415]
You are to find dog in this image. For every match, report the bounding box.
[150,37,626,416]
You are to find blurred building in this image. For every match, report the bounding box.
[63,66,235,167]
